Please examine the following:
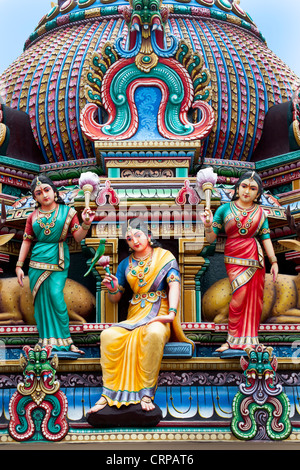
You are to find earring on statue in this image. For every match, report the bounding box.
[55,195,58,202]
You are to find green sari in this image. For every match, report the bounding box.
[28,204,78,351]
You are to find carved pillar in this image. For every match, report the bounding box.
[82,237,119,323]
[178,237,209,323]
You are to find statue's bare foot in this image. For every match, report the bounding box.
[88,396,108,413]
[70,343,85,355]
[215,343,229,352]
[141,396,155,411]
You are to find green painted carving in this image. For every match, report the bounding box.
[231,345,292,441]
[8,345,69,442]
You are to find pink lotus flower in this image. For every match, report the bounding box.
[97,256,114,288]
[97,256,110,267]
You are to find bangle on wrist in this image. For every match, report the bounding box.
[205,226,213,233]
[108,287,120,295]
[82,222,91,231]
[269,255,277,264]
[16,261,24,268]
[169,307,177,314]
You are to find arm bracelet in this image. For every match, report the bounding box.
[205,226,213,233]
[16,261,24,268]
[169,307,177,314]
[108,287,120,295]
[269,255,277,264]
[81,222,91,231]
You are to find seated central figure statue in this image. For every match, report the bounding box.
[88,219,192,416]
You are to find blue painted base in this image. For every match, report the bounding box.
[50,351,81,360]
[4,343,298,361]
[163,342,193,358]
[213,349,248,359]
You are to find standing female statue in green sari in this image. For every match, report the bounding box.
[15,175,96,354]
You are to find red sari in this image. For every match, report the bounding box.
[213,202,270,349]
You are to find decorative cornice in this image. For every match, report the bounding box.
[24,2,263,50]
[278,190,300,207]
[0,322,299,336]
[0,156,37,190]
[255,150,300,172]
[95,140,202,150]
[0,156,39,173]
[40,158,97,173]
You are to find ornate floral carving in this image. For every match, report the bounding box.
[231,345,292,441]
[8,345,69,442]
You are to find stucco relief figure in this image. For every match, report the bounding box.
[88,219,192,417]
[15,175,95,355]
[201,171,278,353]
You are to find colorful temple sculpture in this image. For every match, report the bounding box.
[0,0,300,444]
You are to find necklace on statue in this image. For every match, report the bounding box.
[38,207,56,220]
[36,206,58,236]
[129,250,153,287]
[232,202,258,236]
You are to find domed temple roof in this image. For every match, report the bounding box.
[0,0,299,165]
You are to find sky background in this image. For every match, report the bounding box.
[0,0,299,77]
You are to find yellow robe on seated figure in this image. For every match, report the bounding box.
[100,247,192,408]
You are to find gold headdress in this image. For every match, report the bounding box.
[125,218,151,237]
[126,219,133,234]
[249,171,255,181]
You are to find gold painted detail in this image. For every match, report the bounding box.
[121,169,175,178]
[36,206,59,236]
[78,0,97,8]
[224,256,260,268]
[130,290,167,305]
[227,333,259,348]
[96,140,201,169]
[0,355,300,374]
[293,119,300,147]
[0,123,7,147]
[31,271,52,301]
[105,159,190,168]
[29,260,64,272]
[18,344,60,406]
[60,0,77,13]
[230,266,257,293]
[63,429,235,443]
[38,337,73,348]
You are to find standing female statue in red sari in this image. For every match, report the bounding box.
[202,171,278,352]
